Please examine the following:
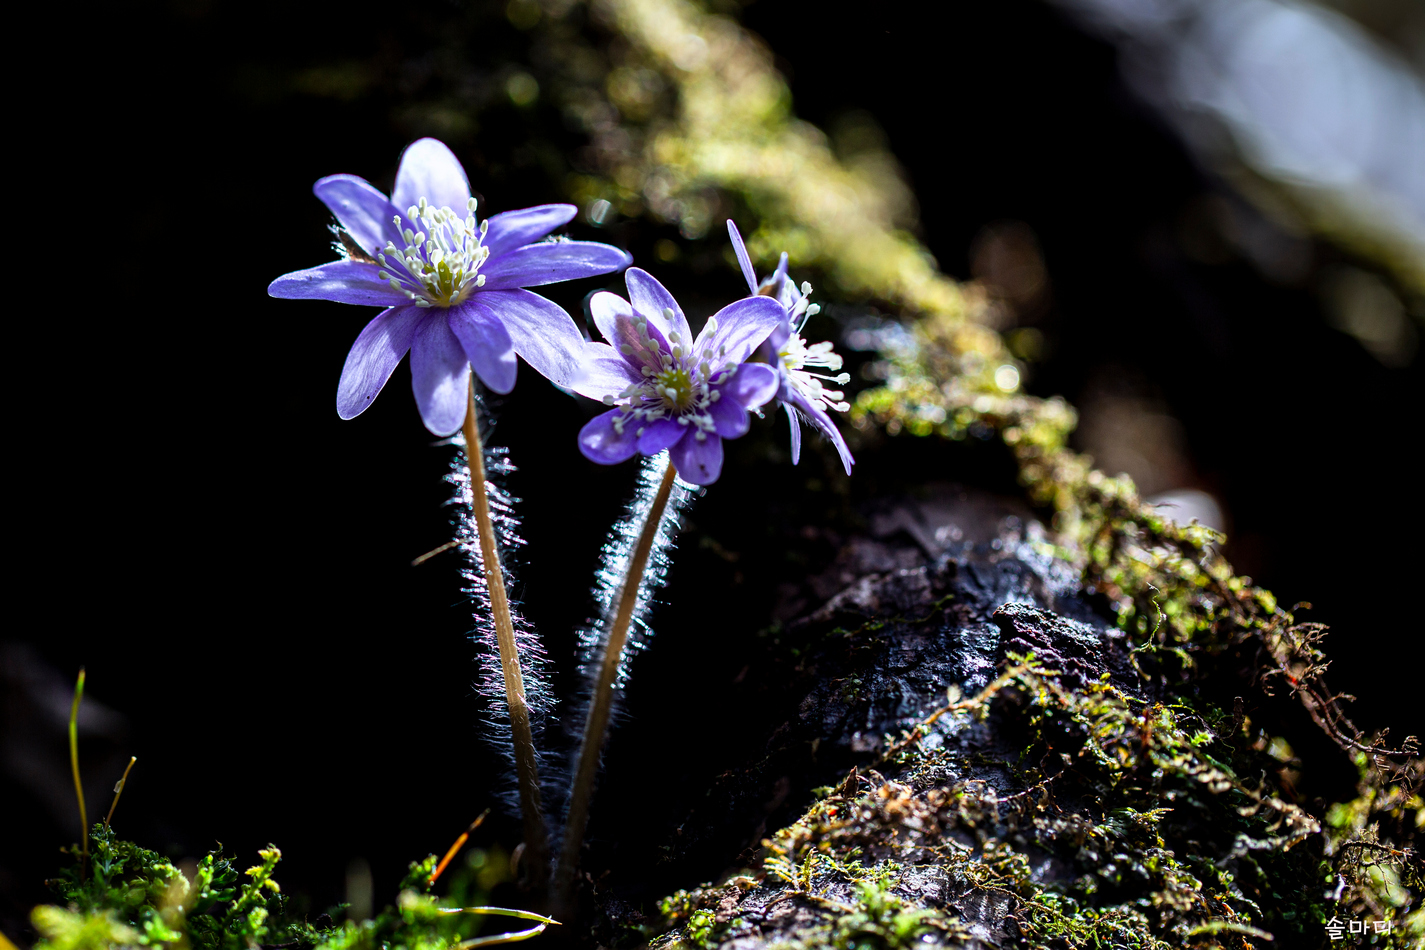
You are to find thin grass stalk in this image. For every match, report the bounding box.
[556,462,679,905]
[68,668,88,878]
[461,377,549,886]
[104,756,137,830]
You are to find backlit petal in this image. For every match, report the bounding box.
[313,175,401,257]
[410,314,472,436]
[637,418,687,455]
[471,289,589,390]
[708,393,750,438]
[696,296,784,367]
[480,241,632,290]
[726,220,758,295]
[589,292,672,372]
[786,390,854,475]
[448,303,517,395]
[268,260,409,307]
[721,362,780,409]
[569,346,640,401]
[392,138,471,217]
[336,306,426,419]
[578,409,641,465]
[483,204,578,258]
[786,403,803,465]
[625,267,692,341]
[589,291,633,346]
[670,431,724,485]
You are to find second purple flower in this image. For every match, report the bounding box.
[572,269,784,484]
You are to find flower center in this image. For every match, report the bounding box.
[604,310,738,443]
[653,366,695,411]
[376,197,490,308]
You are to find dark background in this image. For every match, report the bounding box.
[5,0,1420,940]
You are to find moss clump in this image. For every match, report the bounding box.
[846,310,1423,932]
[31,826,548,950]
[36,825,306,950]
[646,645,1419,948]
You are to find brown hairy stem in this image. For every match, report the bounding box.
[556,460,679,909]
[462,378,549,887]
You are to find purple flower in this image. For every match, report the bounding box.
[726,221,854,475]
[269,138,632,436]
[571,269,784,485]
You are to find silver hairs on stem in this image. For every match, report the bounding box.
[446,424,558,812]
[577,451,696,695]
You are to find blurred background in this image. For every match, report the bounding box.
[5,0,1421,940]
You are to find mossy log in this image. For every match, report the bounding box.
[583,488,1418,950]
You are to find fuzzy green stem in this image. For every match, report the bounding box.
[556,460,679,908]
[462,377,549,887]
[68,667,88,877]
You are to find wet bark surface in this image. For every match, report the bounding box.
[586,486,1148,947]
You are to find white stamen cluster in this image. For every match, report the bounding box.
[780,281,851,413]
[602,308,738,443]
[375,197,490,308]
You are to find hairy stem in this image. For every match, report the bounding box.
[462,378,549,887]
[557,461,679,906]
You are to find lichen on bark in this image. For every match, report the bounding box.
[626,481,1420,949]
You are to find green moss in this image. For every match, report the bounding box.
[31,827,548,950]
[645,638,1418,948]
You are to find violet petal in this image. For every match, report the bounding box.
[671,431,724,485]
[410,313,473,436]
[483,204,578,258]
[578,409,641,464]
[637,418,687,455]
[698,296,785,367]
[625,267,692,341]
[589,292,673,371]
[722,362,780,409]
[570,345,640,401]
[480,241,633,290]
[313,175,401,257]
[268,260,409,307]
[468,289,589,390]
[786,403,803,465]
[708,393,750,439]
[611,305,674,373]
[786,390,855,475]
[392,138,472,217]
[589,291,633,346]
[725,220,758,295]
[448,302,517,395]
[337,306,427,420]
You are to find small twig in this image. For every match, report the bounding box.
[411,540,461,567]
[68,668,88,879]
[430,810,491,885]
[104,756,137,830]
